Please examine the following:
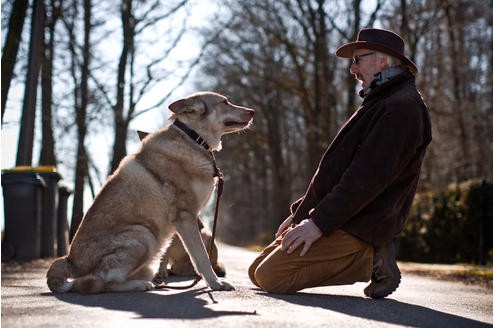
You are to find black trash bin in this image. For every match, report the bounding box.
[36,167,62,257]
[2,170,46,261]
[57,185,72,256]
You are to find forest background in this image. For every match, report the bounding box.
[1,0,492,262]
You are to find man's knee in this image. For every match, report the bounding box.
[248,261,261,287]
[254,264,295,294]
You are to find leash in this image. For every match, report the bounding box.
[154,121,224,290]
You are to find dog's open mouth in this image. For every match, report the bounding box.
[224,120,252,128]
[223,120,252,133]
[224,121,248,126]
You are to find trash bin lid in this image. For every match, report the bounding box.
[2,166,58,174]
[2,166,61,181]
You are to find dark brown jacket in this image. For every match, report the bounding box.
[291,71,432,247]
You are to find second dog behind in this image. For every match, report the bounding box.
[154,218,226,283]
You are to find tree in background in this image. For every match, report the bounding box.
[1,0,29,121]
[388,0,493,189]
[39,0,63,166]
[196,0,492,245]
[1,0,195,237]
[108,0,190,174]
[64,0,93,240]
[1,0,491,249]
[195,0,392,244]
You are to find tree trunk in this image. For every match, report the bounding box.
[445,3,470,181]
[344,0,362,119]
[70,0,92,240]
[39,0,61,166]
[16,0,44,166]
[264,93,291,228]
[109,0,133,174]
[1,0,29,121]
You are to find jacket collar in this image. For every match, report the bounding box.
[359,68,413,99]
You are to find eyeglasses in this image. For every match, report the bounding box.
[352,52,376,65]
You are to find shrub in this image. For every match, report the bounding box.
[398,180,492,264]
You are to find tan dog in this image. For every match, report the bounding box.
[46,91,254,294]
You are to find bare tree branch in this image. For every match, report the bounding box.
[133,14,236,118]
[135,0,188,34]
[130,16,188,111]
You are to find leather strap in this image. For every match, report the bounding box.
[173,120,210,151]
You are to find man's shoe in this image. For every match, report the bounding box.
[364,241,401,299]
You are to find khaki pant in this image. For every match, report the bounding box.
[248,228,373,294]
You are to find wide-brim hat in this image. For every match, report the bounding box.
[336,28,418,74]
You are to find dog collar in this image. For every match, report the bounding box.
[172,120,221,178]
[173,120,211,151]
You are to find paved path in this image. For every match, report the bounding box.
[2,243,492,327]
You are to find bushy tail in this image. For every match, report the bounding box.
[46,257,74,293]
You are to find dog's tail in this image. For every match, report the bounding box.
[47,257,106,294]
[46,257,74,293]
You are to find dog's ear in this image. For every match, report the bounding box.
[168,97,206,115]
[137,130,149,141]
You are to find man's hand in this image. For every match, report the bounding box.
[281,219,322,256]
[275,216,293,238]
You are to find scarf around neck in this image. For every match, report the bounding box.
[360,66,406,98]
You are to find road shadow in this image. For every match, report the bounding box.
[258,291,491,327]
[41,281,253,320]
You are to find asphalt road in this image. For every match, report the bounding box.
[2,243,492,327]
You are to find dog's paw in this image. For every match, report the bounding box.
[144,281,154,291]
[210,278,235,291]
[152,272,168,286]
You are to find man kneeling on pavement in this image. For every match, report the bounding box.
[249,28,432,299]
